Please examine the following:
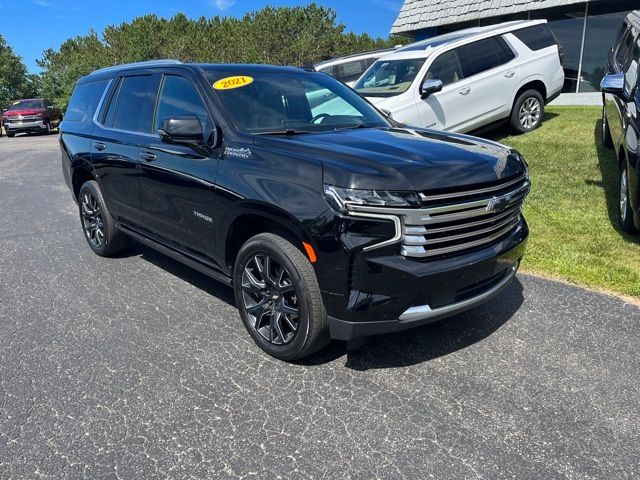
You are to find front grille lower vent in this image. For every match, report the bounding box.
[401,173,529,259]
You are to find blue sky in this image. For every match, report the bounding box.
[0,0,403,73]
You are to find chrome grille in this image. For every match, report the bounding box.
[6,115,41,123]
[401,174,529,259]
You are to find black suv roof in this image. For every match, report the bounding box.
[80,60,307,84]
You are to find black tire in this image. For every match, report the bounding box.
[78,180,130,256]
[602,106,614,148]
[510,89,545,134]
[7,133,15,138]
[233,233,330,361]
[619,163,639,234]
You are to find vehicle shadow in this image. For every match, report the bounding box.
[591,119,639,244]
[302,278,525,370]
[125,239,523,369]
[131,241,236,306]
[482,111,560,142]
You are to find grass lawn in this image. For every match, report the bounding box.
[490,106,640,299]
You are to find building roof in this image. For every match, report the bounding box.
[391,0,585,34]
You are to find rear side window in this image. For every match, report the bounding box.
[107,75,158,133]
[65,80,108,124]
[336,60,367,83]
[318,65,335,76]
[457,38,501,77]
[154,75,209,131]
[512,25,557,51]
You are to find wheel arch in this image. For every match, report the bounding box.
[222,204,315,270]
[512,79,548,108]
[71,164,97,201]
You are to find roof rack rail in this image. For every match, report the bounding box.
[90,59,182,75]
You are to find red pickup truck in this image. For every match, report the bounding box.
[1,98,63,138]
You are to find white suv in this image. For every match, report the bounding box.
[354,21,565,134]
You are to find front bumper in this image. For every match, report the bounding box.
[328,260,519,340]
[5,120,47,133]
[323,218,528,341]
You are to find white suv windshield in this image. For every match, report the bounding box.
[354,58,426,97]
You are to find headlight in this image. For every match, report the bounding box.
[324,185,421,213]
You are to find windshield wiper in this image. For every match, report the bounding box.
[332,124,378,131]
[253,129,310,136]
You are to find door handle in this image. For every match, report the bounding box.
[458,87,471,95]
[139,152,157,162]
[94,142,106,151]
[504,71,515,78]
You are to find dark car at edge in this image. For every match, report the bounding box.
[601,10,640,234]
[60,60,529,360]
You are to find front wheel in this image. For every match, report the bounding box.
[510,90,544,134]
[233,233,330,361]
[619,164,639,234]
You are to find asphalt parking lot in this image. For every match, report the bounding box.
[1,134,640,479]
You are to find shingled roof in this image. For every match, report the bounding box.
[391,0,586,34]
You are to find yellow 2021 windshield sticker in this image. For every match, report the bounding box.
[213,76,253,90]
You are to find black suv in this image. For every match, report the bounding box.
[601,11,640,234]
[61,60,529,360]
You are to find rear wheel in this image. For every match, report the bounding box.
[7,133,15,138]
[78,180,130,256]
[510,90,544,134]
[619,164,639,234]
[602,106,613,148]
[234,233,329,361]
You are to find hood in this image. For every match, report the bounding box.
[3,108,45,117]
[254,127,526,191]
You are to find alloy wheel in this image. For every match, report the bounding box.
[241,254,300,346]
[519,97,541,130]
[620,169,629,222]
[81,191,105,248]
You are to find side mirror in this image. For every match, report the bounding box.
[381,109,393,119]
[600,73,625,96]
[2,109,7,113]
[420,79,443,99]
[46,105,54,110]
[158,115,204,145]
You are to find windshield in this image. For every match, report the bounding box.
[7,99,43,111]
[205,71,388,134]
[354,58,426,97]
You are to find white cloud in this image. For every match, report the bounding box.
[212,0,235,10]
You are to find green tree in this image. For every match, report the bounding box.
[0,34,37,109]
[37,30,111,110]
[37,3,411,109]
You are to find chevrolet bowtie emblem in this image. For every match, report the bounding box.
[486,195,511,213]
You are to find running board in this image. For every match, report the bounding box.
[118,225,233,287]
